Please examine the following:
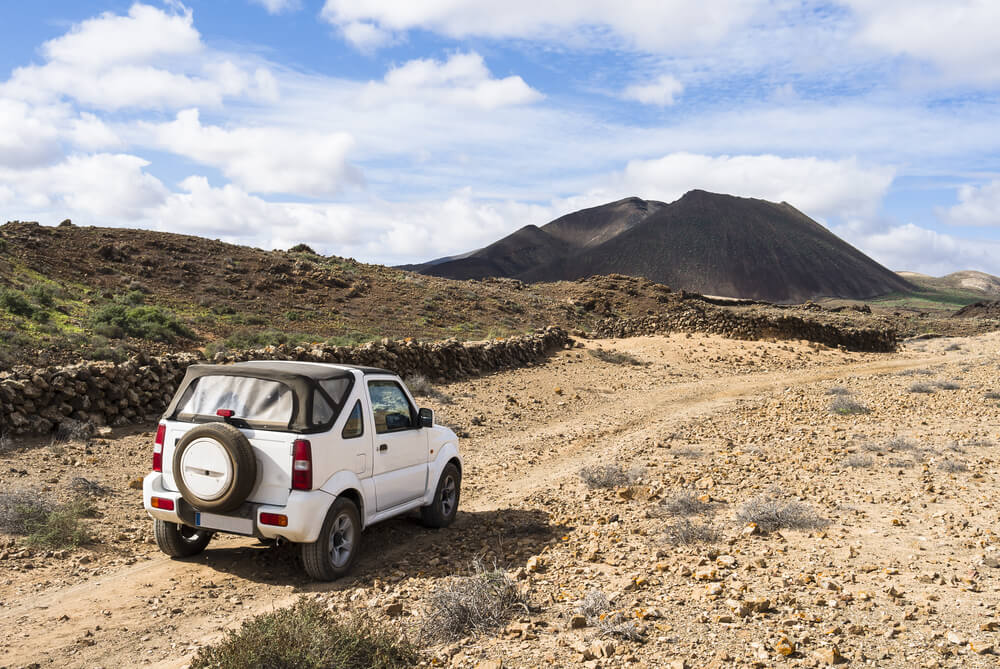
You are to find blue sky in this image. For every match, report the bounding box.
[3,1,1000,276]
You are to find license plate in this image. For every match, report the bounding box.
[194,511,254,535]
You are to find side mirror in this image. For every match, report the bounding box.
[418,407,433,428]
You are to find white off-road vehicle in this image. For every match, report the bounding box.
[142,361,461,580]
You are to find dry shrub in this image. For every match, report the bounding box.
[578,464,643,489]
[908,383,935,394]
[597,612,644,641]
[735,494,827,533]
[404,375,452,404]
[575,589,610,619]
[663,518,720,545]
[660,492,713,517]
[938,460,968,473]
[829,396,869,416]
[191,598,418,669]
[844,454,874,469]
[418,560,529,642]
[825,386,851,395]
[588,348,644,365]
[70,477,111,497]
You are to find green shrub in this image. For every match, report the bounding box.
[327,332,376,347]
[90,299,193,342]
[222,329,317,350]
[27,498,95,548]
[0,289,34,317]
[26,283,58,307]
[191,598,419,669]
[0,493,94,549]
[288,243,318,255]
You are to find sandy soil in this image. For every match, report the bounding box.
[1,331,999,668]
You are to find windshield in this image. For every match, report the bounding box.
[175,375,294,426]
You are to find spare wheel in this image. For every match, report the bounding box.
[172,422,257,513]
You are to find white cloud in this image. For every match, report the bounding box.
[321,0,758,52]
[1,4,277,110]
[610,153,894,219]
[938,180,1000,227]
[623,74,683,106]
[42,3,201,70]
[140,109,359,196]
[250,0,301,14]
[844,0,1000,84]
[0,99,62,167]
[365,53,542,109]
[838,221,1000,275]
[341,21,394,51]
[0,153,168,220]
[149,179,553,264]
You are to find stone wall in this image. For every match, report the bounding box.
[0,327,570,436]
[593,304,897,352]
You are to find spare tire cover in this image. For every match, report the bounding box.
[173,422,257,513]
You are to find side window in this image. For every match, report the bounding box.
[368,381,415,434]
[312,390,335,426]
[342,401,364,439]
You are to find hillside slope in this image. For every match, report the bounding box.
[416,190,914,303]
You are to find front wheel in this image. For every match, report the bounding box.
[302,497,362,581]
[154,519,212,557]
[421,462,461,528]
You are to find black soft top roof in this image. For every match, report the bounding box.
[162,361,372,432]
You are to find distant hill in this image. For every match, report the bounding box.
[898,270,1000,298]
[412,190,915,303]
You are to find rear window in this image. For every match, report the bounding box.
[176,376,294,425]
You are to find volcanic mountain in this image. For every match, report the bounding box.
[407,190,915,303]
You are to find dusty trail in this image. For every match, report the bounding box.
[0,335,978,668]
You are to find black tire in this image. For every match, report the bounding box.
[154,519,212,557]
[302,497,362,581]
[172,422,257,513]
[421,462,460,528]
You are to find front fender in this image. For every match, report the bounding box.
[424,441,462,505]
[319,469,375,527]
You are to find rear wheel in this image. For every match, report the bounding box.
[154,519,212,557]
[421,462,460,528]
[301,497,361,581]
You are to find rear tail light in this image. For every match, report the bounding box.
[216,409,234,418]
[150,496,174,511]
[291,439,312,491]
[152,423,166,472]
[259,512,288,527]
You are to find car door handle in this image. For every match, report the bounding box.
[378,443,388,452]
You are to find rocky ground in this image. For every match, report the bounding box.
[0,331,999,668]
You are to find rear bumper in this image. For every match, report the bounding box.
[142,472,335,543]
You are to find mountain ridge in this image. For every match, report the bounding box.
[413,190,915,303]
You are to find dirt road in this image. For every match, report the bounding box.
[2,332,999,667]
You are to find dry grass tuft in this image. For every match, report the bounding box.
[660,492,713,517]
[578,464,644,489]
[418,560,529,642]
[735,494,827,533]
[938,459,968,473]
[844,454,874,469]
[663,518,720,545]
[908,383,935,394]
[829,396,869,416]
